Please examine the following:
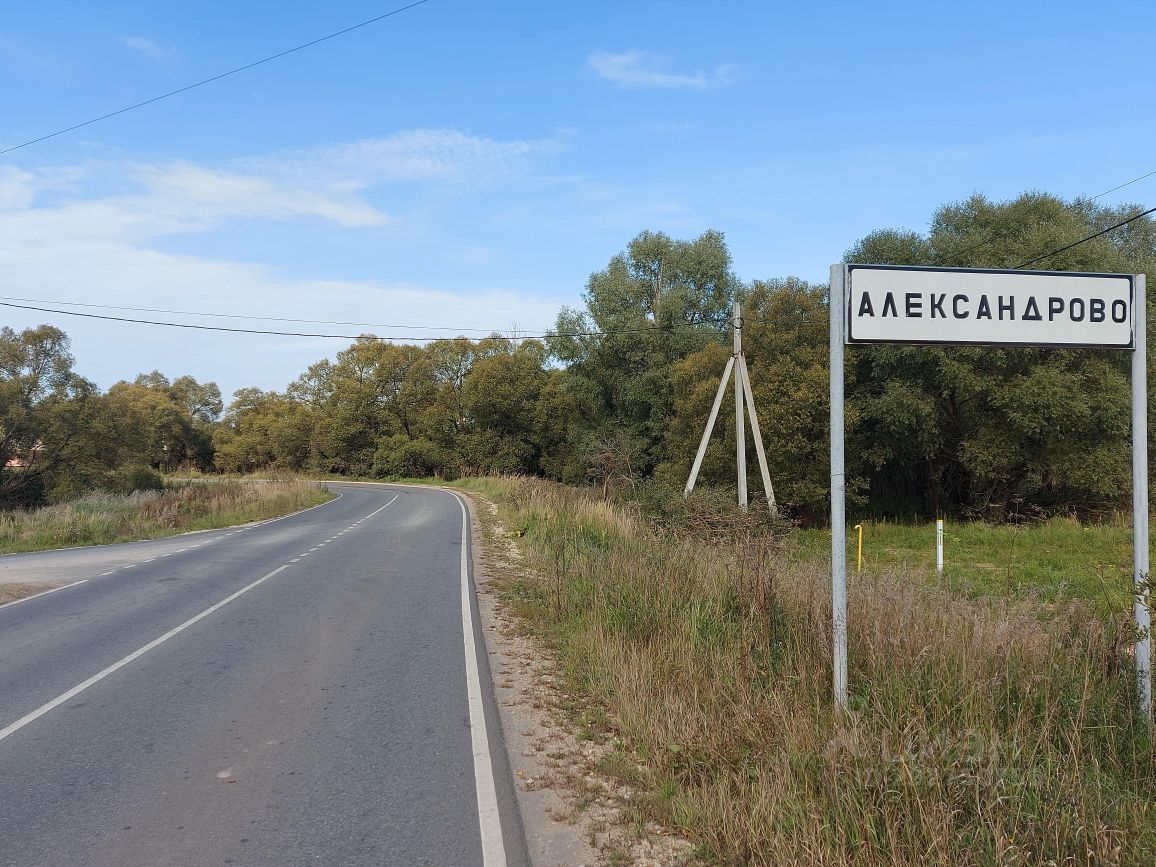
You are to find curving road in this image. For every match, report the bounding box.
[0,482,527,867]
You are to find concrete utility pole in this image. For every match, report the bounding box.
[684,302,777,512]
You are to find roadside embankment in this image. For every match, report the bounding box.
[0,480,333,555]
[460,475,1156,867]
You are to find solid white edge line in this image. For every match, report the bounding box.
[0,579,89,612]
[452,491,508,867]
[0,564,290,744]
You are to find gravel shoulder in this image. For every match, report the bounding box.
[465,490,696,867]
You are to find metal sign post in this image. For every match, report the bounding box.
[1132,275,1151,723]
[828,263,1150,724]
[829,265,848,710]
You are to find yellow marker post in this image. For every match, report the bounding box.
[853,524,863,574]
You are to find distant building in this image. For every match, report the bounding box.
[3,442,44,469]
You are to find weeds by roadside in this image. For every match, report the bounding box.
[0,480,333,554]
[460,475,1156,867]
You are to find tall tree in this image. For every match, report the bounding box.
[548,229,735,481]
[845,192,1154,517]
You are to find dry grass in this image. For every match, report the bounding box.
[461,476,1156,867]
[0,480,333,554]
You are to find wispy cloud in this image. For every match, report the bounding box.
[137,162,388,229]
[588,50,736,91]
[121,36,166,61]
[0,131,567,393]
[254,129,562,189]
[0,128,561,247]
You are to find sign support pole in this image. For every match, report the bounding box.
[1133,274,1151,725]
[829,264,848,711]
[834,262,1146,722]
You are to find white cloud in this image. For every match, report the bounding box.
[121,36,166,61]
[0,128,559,247]
[0,129,567,395]
[253,128,560,189]
[0,164,388,249]
[0,241,562,397]
[0,167,41,210]
[137,162,388,228]
[588,51,736,91]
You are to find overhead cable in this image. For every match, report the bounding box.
[0,300,724,342]
[0,0,431,157]
[0,295,499,332]
[1014,206,1156,269]
[934,168,1156,267]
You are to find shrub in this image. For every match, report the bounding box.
[106,465,166,495]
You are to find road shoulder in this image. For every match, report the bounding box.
[462,489,695,867]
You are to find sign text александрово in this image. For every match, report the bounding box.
[846,265,1134,348]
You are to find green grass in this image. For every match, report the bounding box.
[793,515,1145,611]
[0,480,334,554]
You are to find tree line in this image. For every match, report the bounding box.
[4,191,1154,521]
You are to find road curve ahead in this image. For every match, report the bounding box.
[0,483,526,867]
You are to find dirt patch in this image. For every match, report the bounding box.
[0,582,62,606]
[465,493,697,867]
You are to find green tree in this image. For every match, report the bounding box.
[214,388,314,473]
[845,192,1154,517]
[458,341,567,475]
[304,339,435,476]
[0,325,98,506]
[664,278,832,517]
[548,229,736,480]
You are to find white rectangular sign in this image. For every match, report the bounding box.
[846,265,1134,348]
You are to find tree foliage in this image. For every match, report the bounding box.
[6,191,1154,520]
[845,192,1151,517]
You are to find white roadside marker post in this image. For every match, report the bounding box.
[936,519,944,573]
[734,302,748,512]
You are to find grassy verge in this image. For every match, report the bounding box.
[0,480,334,554]
[793,515,1144,610]
[460,476,1156,867]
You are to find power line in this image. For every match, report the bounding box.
[1014,206,1156,269]
[0,300,723,342]
[1092,168,1156,201]
[0,295,500,333]
[0,1,431,158]
[933,169,1156,267]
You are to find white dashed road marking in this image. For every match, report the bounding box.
[0,490,402,743]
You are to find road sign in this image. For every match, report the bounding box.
[846,265,1135,348]
[829,263,1150,726]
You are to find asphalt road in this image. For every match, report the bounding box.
[0,482,527,867]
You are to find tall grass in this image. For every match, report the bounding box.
[462,476,1156,867]
[0,480,333,554]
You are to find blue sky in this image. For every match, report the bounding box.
[3,0,1155,400]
